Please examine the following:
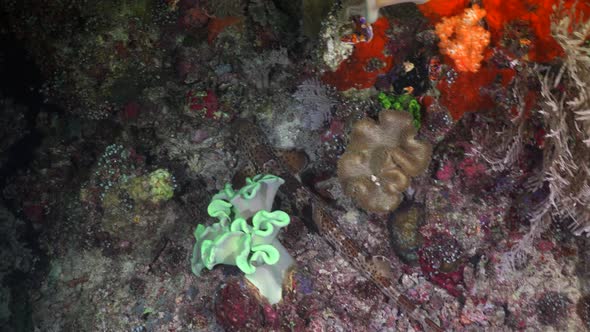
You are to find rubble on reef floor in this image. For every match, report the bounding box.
[1,0,590,331]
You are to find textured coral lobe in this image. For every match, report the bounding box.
[337,110,432,213]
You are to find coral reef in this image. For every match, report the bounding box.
[338,110,432,213]
[0,207,33,330]
[577,294,590,328]
[321,17,394,90]
[419,232,464,297]
[126,168,176,204]
[387,201,425,264]
[377,92,422,128]
[536,291,572,326]
[481,0,590,62]
[469,3,590,274]
[2,0,174,118]
[292,78,335,130]
[2,0,590,331]
[214,279,265,331]
[417,0,470,22]
[436,65,516,120]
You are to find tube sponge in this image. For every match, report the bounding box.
[191,174,294,304]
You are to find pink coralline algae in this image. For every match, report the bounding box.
[320,119,345,143]
[419,232,465,297]
[307,313,327,332]
[214,279,264,331]
[536,291,572,326]
[184,89,229,121]
[458,157,486,179]
[436,161,455,182]
[189,129,209,144]
[120,101,141,121]
[536,239,555,252]
[262,304,280,330]
[437,152,490,191]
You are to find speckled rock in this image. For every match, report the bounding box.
[214,279,264,331]
[387,201,425,265]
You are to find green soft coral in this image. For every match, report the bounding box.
[378,92,422,129]
[191,174,293,304]
[212,174,285,220]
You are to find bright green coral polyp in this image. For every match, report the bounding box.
[148,169,175,202]
[192,208,290,276]
[190,174,293,304]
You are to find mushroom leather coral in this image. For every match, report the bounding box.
[337,111,432,213]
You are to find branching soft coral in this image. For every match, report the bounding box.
[435,5,490,72]
[469,2,590,273]
[337,110,432,213]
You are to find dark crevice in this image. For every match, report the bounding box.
[0,33,57,332]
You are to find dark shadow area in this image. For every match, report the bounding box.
[0,33,57,332]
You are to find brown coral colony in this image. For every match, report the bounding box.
[337,110,432,213]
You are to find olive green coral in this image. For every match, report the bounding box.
[337,110,431,213]
[126,168,175,204]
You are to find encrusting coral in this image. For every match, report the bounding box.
[435,5,490,72]
[337,110,432,213]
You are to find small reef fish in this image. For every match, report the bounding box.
[341,16,374,44]
[233,118,444,332]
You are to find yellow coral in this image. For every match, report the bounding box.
[435,5,490,73]
[337,111,432,213]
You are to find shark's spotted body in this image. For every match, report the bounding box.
[234,119,443,331]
